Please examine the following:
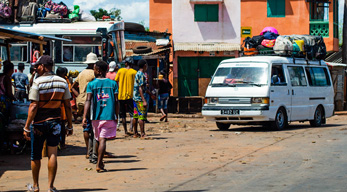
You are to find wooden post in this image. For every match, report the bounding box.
[40,44,43,56]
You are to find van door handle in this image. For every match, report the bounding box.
[288,90,290,95]
[292,90,294,95]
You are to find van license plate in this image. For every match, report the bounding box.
[221,109,240,115]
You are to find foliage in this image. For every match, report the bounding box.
[90,8,122,20]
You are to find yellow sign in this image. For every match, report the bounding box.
[241,27,252,38]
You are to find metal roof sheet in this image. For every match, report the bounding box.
[0,27,71,43]
[174,42,240,52]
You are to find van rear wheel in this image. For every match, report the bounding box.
[310,106,323,127]
[216,122,230,130]
[271,107,287,131]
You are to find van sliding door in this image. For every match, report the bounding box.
[287,66,310,121]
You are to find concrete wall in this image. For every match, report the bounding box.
[172,0,241,43]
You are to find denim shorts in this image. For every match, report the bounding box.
[31,119,61,160]
[83,117,92,132]
[158,93,169,109]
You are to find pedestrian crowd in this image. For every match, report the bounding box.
[0,52,172,192]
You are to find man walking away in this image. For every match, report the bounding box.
[23,55,73,192]
[72,52,97,163]
[115,57,137,136]
[132,59,148,138]
[11,63,29,102]
[83,61,119,172]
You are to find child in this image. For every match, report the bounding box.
[82,61,119,172]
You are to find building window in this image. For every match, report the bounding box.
[194,4,219,22]
[309,2,329,37]
[267,0,285,17]
[310,2,329,21]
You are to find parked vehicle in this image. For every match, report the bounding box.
[202,56,334,130]
[0,21,125,73]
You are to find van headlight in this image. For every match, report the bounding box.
[205,97,219,104]
[252,97,269,104]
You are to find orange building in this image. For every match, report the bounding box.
[149,0,172,34]
[241,0,339,52]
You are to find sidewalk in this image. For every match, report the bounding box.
[334,111,347,116]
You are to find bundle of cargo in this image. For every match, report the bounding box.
[242,27,327,60]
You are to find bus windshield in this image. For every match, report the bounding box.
[211,64,268,87]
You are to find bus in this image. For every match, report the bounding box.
[0,21,125,74]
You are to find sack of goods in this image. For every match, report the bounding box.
[242,26,327,60]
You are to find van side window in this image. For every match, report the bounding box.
[288,66,307,86]
[271,65,286,85]
[305,67,331,86]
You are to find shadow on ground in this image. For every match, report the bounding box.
[209,123,344,133]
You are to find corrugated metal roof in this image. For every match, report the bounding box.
[126,48,170,57]
[174,42,240,51]
[325,48,343,64]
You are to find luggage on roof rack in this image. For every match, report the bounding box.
[241,34,326,60]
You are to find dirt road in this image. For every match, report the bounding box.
[1,114,347,192]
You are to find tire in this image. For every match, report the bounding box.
[133,46,152,54]
[216,122,230,131]
[310,106,323,127]
[271,107,287,131]
[125,22,146,32]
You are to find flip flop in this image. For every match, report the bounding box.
[133,133,141,138]
[104,152,116,158]
[160,115,167,121]
[96,167,107,173]
[48,187,59,192]
[27,183,39,192]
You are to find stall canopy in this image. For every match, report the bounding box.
[0,27,70,45]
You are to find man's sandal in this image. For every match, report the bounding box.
[48,187,59,192]
[27,183,39,192]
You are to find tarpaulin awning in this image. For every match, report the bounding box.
[174,42,241,52]
[0,27,71,45]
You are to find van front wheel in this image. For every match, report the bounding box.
[216,122,230,130]
[271,107,287,131]
[310,106,323,127]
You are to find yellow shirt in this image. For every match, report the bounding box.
[115,68,137,100]
[75,69,95,104]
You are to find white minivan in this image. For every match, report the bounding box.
[202,56,334,130]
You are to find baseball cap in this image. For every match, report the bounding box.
[108,61,117,72]
[34,55,53,66]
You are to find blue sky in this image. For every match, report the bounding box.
[62,0,149,26]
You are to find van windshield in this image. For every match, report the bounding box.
[211,65,268,87]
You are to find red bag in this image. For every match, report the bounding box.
[261,39,276,48]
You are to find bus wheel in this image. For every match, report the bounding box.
[216,122,230,130]
[310,106,323,127]
[271,107,287,131]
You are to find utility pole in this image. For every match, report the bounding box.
[343,0,347,64]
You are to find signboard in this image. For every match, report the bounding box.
[241,27,252,38]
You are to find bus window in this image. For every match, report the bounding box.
[63,46,73,62]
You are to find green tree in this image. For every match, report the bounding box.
[90,8,122,20]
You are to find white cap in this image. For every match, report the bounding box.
[83,52,99,64]
[108,61,117,72]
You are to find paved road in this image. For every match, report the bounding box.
[1,115,347,192]
[168,117,347,192]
